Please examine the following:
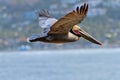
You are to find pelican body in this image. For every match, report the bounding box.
[28,3,102,45]
[29,26,80,43]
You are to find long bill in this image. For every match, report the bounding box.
[78,29,102,45]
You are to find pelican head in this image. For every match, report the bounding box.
[71,25,102,45]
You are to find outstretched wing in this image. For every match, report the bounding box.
[39,10,57,28]
[38,10,57,36]
[48,3,88,35]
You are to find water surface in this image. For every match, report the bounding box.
[0,48,120,80]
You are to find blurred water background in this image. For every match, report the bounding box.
[0,0,120,80]
[0,48,120,80]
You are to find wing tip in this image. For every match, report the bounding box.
[75,3,88,14]
[39,9,52,18]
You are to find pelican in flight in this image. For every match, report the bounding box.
[27,3,102,45]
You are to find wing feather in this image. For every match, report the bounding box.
[48,3,88,35]
[39,9,52,18]
[38,10,57,28]
[38,10,57,36]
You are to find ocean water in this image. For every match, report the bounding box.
[0,48,120,80]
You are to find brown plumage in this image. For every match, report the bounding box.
[28,3,102,45]
[48,3,88,34]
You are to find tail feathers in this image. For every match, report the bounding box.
[27,34,41,42]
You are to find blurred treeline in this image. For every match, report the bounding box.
[0,0,120,50]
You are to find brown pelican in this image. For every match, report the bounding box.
[27,3,102,45]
